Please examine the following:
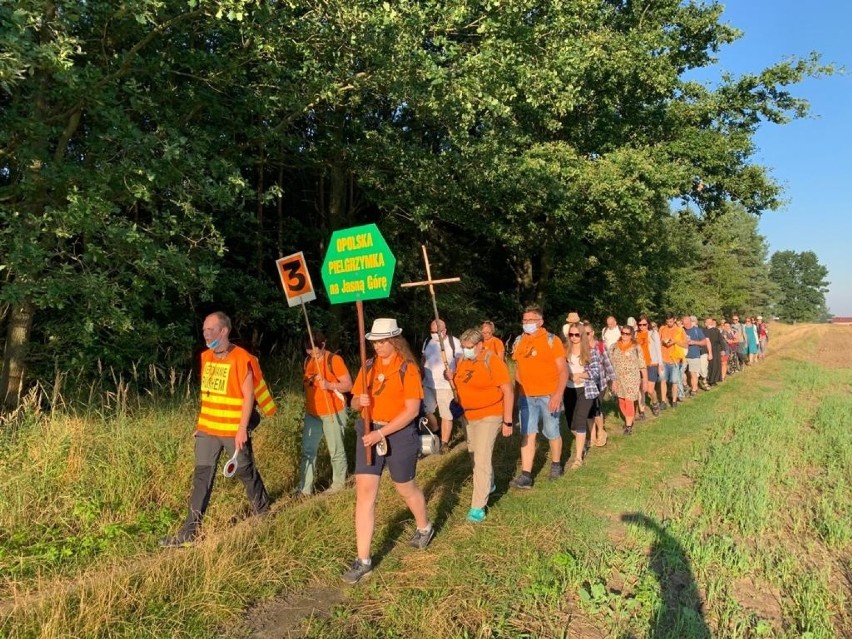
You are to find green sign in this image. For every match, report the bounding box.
[321,223,396,304]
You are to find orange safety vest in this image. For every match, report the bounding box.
[197,346,277,436]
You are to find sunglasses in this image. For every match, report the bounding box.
[568,332,582,338]
[638,322,648,326]
[621,331,632,335]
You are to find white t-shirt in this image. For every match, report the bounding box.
[601,325,621,350]
[566,352,585,389]
[422,335,462,389]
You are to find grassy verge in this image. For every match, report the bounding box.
[1,325,849,638]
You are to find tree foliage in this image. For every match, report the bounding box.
[0,0,830,408]
[769,250,830,323]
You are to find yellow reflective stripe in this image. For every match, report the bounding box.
[201,394,243,407]
[199,406,242,420]
[197,417,239,433]
[254,378,276,416]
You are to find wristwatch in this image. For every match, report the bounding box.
[503,421,513,428]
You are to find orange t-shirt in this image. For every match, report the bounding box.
[659,325,686,364]
[304,352,349,416]
[351,352,423,423]
[455,352,511,420]
[512,329,566,396]
[635,331,652,366]
[482,336,505,359]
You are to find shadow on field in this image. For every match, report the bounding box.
[620,513,712,639]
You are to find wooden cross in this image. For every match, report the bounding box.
[401,245,462,391]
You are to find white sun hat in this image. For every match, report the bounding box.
[366,318,403,340]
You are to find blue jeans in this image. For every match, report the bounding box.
[298,409,348,494]
[518,395,562,440]
[663,362,681,384]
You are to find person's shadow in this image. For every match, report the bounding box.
[620,513,712,639]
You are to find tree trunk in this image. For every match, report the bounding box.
[0,299,35,411]
[276,162,284,256]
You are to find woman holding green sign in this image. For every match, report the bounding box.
[342,318,435,585]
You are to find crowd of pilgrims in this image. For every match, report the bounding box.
[160,308,770,585]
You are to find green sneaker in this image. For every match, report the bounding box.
[467,508,486,523]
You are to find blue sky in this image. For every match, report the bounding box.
[705,1,852,315]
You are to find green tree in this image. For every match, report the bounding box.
[0,1,256,408]
[769,250,830,322]
[0,0,831,409]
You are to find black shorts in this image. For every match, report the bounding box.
[354,420,419,483]
[589,397,602,418]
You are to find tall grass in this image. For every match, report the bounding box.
[1,325,849,638]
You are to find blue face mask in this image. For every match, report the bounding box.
[463,347,476,360]
[522,322,538,334]
[206,338,221,350]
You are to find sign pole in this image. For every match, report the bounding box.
[321,224,396,467]
[356,300,372,465]
[275,251,336,414]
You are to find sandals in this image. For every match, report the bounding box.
[597,429,608,447]
[568,457,584,470]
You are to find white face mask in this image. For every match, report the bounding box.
[463,347,476,360]
[430,332,440,341]
[522,322,538,334]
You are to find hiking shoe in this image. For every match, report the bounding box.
[650,403,660,416]
[659,402,668,411]
[623,426,633,436]
[410,523,435,549]
[509,474,534,490]
[440,442,450,455]
[637,411,646,421]
[342,559,373,584]
[159,527,197,548]
[549,462,564,480]
[467,508,487,523]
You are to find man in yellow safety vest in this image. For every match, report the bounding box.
[160,311,276,547]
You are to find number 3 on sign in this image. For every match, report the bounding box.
[276,252,317,307]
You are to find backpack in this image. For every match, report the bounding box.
[305,351,352,407]
[422,331,459,357]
